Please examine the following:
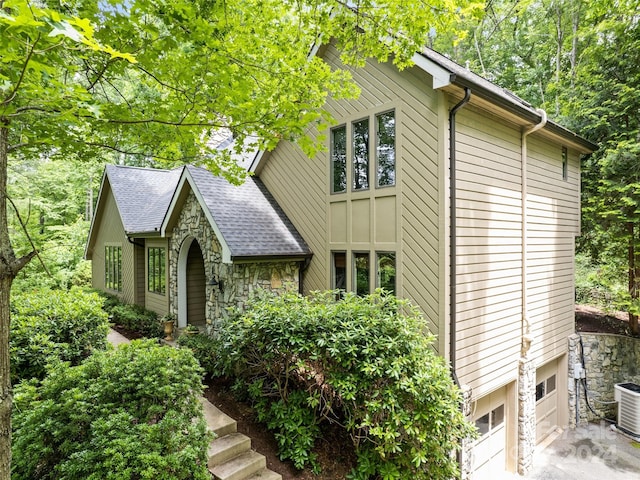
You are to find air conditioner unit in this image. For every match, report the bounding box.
[614,383,640,437]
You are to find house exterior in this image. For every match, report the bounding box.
[86,45,596,479]
[85,164,311,330]
[249,45,595,478]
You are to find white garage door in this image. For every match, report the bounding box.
[536,358,558,443]
[472,387,506,480]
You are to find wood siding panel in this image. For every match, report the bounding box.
[454,109,523,395]
[145,238,169,316]
[90,185,135,304]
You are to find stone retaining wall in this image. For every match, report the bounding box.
[568,333,640,426]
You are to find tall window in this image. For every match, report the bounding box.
[377,252,396,294]
[352,118,369,190]
[148,247,166,295]
[376,111,396,187]
[330,109,396,193]
[332,252,346,291]
[562,146,568,181]
[331,125,347,193]
[105,245,122,292]
[353,252,370,296]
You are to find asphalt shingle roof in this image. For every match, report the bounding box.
[105,164,310,258]
[185,165,311,258]
[106,164,182,234]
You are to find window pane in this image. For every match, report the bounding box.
[491,404,505,428]
[354,252,370,296]
[562,147,568,180]
[475,413,490,436]
[352,119,369,190]
[148,247,166,295]
[376,111,395,187]
[331,126,347,193]
[377,252,396,294]
[536,381,545,401]
[547,375,556,394]
[332,252,346,291]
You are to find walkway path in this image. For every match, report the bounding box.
[107,329,282,480]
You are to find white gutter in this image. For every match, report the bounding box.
[521,109,547,356]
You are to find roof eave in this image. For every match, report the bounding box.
[230,252,313,263]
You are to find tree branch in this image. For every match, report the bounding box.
[5,195,50,277]
[1,33,40,107]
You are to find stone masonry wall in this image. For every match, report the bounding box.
[169,191,300,333]
[517,356,536,475]
[568,333,640,427]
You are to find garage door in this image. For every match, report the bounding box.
[472,387,506,480]
[536,358,558,443]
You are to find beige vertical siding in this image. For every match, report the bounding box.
[453,107,524,396]
[145,238,169,315]
[90,184,136,304]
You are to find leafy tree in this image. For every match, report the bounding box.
[0,0,477,475]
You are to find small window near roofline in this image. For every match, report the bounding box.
[562,146,568,181]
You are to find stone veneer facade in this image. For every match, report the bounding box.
[517,356,536,475]
[168,190,300,333]
[568,333,640,426]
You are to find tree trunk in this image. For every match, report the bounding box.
[0,275,13,479]
[628,222,640,335]
[0,122,13,479]
[1,120,36,479]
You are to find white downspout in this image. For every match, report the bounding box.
[521,109,547,356]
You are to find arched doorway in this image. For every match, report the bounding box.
[177,237,206,328]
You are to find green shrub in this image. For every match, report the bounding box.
[216,289,476,480]
[176,332,217,375]
[12,340,211,480]
[10,288,109,383]
[110,303,163,338]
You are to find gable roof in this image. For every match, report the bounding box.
[415,48,597,153]
[249,46,596,172]
[105,165,182,235]
[162,165,311,262]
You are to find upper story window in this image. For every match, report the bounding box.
[353,118,370,190]
[562,146,568,181]
[148,247,166,295]
[330,109,396,194]
[331,125,347,193]
[376,111,396,187]
[105,245,122,292]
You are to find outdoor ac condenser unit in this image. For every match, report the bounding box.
[614,382,640,437]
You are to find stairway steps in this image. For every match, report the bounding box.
[208,433,251,467]
[244,469,282,480]
[200,397,237,437]
[209,450,266,480]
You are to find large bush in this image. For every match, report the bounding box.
[215,289,476,480]
[10,287,109,383]
[12,340,211,480]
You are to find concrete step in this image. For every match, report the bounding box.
[200,397,237,437]
[209,450,266,480]
[245,469,282,480]
[208,432,252,467]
